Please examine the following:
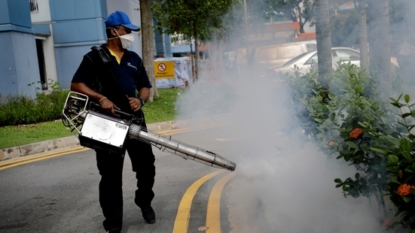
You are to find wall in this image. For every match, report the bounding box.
[31,0,58,87]
[0,0,168,96]
[0,0,40,98]
[49,0,107,89]
[0,32,41,97]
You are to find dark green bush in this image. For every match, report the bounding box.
[0,81,69,126]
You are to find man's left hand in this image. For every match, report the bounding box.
[128,97,142,112]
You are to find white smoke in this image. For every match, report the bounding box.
[171,1,413,232]
[175,68,391,232]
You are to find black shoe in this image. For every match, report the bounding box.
[141,206,156,224]
[106,228,121,233]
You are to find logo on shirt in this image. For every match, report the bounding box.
[127,62,137,70]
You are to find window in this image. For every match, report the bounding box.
[30,0,39,13]
[306,44,317,51]
[335,49,360,61]
[305,53,318,65]
[256,47,278,62]
[277,45,305,59]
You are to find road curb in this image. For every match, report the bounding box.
[0,121,178,162]
[0,115,230,162]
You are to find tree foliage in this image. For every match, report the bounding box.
[152,0,236,80]
[152,0,236,41]
[239,0,314,33]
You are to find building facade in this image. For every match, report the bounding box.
[0,0,172,98]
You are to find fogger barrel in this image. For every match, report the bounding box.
[62,91,236,172]
[129,125,236,171]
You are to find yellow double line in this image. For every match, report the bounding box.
[1,147,237,233]
[1,124,236,232]
[0,146,89,171]
[173,170,236,233]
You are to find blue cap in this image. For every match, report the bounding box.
[105,11,140,31]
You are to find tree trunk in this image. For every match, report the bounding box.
[368,0,391,93]
[358,0,369,70]
[140,0,158,101]
[194,24,199,80]
[315,0,332,89]
[190,42,195,82]
[295,4,305,33]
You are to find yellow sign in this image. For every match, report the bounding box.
[154,61,175,78]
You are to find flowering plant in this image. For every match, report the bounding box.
[367,94,415,229]
[284,63,415,229]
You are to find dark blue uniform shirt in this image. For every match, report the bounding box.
[72,44,152,114]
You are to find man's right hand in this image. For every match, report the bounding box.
[99,98,120,115]
[71,83,120,115]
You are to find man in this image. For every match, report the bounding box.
[71,11,156,233]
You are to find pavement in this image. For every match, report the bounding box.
[0,115,230,162]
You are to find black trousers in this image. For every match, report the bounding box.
[95,136,156,231]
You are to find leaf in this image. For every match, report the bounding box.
[388,155,399,164]
[405,168,414,173]
[334,178,342,183]
[401,113,412,119]
[391,102,404,108]
[330,112,335,121]
[404,175,415,183]
[382,136,400,146]
[400,138,411,153]
[390,179,401,185]
[405,94,410,103]
[370,147,386,154]
[358,122,368,128]
[403,196,411,203]
[346,141,359,150]
[402,151,412,162]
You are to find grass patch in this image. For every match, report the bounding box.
[143,88,185,123]
[0,88,185,149]
[0,121,74,149]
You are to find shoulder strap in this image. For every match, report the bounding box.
[90,46,130,101]
[91,46,112,64]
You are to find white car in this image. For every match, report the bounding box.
[268,47,361,78]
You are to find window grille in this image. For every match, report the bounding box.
[30,0,39,13]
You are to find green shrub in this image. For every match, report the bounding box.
[369,95,415,230]
[282,63,415,229]
[0,80,69,126]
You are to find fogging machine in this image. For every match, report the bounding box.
[61,91,236,171]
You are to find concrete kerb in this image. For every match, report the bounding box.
[0,118,219,162]
[0,114,232,162]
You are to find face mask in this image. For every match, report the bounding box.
[119,33,134,49]
[110,29,135,49]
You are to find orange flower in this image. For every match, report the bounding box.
[382,218,391,227]
[327,141,336,146]
[397,184,415,196]
[349,128,364,139]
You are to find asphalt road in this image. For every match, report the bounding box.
[0,128,236,233]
